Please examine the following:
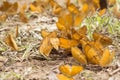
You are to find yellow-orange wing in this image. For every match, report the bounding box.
[0,1,12,12]
[39,31,57,57]
[59,65,83,77]
[6,2,18,15]
[98,8,107,16]
[59,38,78,49]
[85,46,100,64]
[93,32,112,46]
[49,0,62,15]
[50,38,59,50]
[57,74,74,80]
[99,48,114,67]
[71,47,87,65]
[5,33,18,51]
[56,11,73,32]
[39,37,53,57]
[41,29,50,38]
[19,12,28,23]
[67,3,79,14]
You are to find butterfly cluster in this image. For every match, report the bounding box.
[3,0,115,67]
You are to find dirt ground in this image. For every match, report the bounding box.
[0,0,120,80]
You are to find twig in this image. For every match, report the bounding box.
[0,27,11,32]
[109,67,120,76]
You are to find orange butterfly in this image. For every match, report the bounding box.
[93,32,112,47]
[71,26,87,41]
[84,45,100,64]
[49,0,62,15]
[39,31,57,57]
[99,48,114,67]
[67,3,80,14]
[5,33,18,51]
[0,1,12,12]
[59,38,78,49]
[0,1,18,15]
[57,74,74,80]
[41,29,50,38]
[71,47,87,65]
[39,37,53,57]
[59,64,83,77]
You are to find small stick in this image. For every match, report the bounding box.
[109,67,120,76]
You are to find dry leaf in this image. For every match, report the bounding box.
[5,33,18,51]
[71,47,87,65]
[57,74,74,80]
[59,65,83,77]
[99,48,114,67]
